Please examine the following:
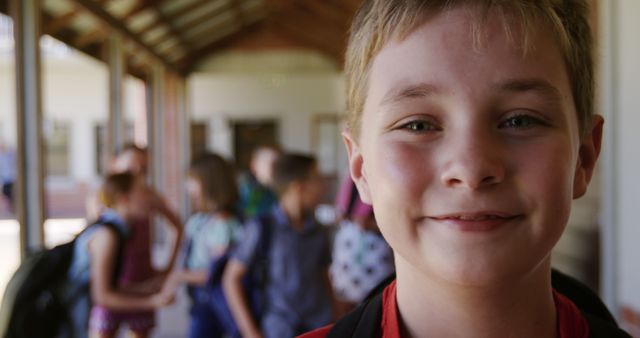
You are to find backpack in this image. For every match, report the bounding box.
[0,220,126,338]
[185,213,273,338]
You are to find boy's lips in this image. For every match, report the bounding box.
[427,212,522,232]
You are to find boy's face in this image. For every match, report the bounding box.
[344,7,602,286]
[298,166,325,212]
[251,148,279,186]
[112,150,148,177]
[186,175,204,210]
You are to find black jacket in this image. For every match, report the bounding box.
[327,270,630,338]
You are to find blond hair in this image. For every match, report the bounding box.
[345,0,593,137]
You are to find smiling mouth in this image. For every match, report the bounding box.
[428,213,521,232]
[434,214,514,221]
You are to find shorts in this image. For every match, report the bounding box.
[89,305,155,334]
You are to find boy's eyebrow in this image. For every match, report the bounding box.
[380,83,443,106]
[380,79,564,106]
[497,79,564,103]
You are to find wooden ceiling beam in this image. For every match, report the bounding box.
[266,0,350,30]
[325,0,361,14]
[179,20,265,71]
[231,0,245,23]
[135,0,210,37]
[152,7,192,52]
[144,2,233,50]
[271,19,343,64]
[121,0,159,21]
[183,5,269,54]
[295,1,351,31]
[75,25,108,48]
[271,5,347,53]
[175,2,235,39]
[120,0,192,54]
[42,13,148,80]
[44,8,81,35]
[186,23,238,50]
[70,0,183,74]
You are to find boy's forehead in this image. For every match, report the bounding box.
[369,7,568,99]
[390,5,543,57]
[358,4,580,141]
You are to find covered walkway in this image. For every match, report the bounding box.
[0,1,359,336]
[0,0,358,254]
[1,0,640,336]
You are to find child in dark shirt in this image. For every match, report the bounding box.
[224,153,334,338]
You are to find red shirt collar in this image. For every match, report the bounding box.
[554,290,590,338]
[381,280,589,338]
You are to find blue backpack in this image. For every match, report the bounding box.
[185,214,272,338]
[0,220,126,338]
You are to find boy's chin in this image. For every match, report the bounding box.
[437,265,524,288]
[414,254,549,290]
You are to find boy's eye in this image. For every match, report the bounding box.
[400,120,439,132]
[499,114,547,130]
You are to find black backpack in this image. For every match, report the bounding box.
[0,220,126,338]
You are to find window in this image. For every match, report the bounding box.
[233,120,278,172]
[44,120,70,177]
[94,123,135,175]
[311,114,344,175]
[190,122,208,160]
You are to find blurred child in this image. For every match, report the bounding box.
[68,173,177,338]
[237,145,280,218]
[224,153,334,338]
[86,144,183,337]
[330,174,393,314]
[175,152,243,338]
[0,142,16,213]
[301,0,628,337]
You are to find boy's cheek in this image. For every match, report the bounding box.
[374,143,434,197]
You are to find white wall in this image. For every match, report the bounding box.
[0,50,145,183]
[189,51,346,161]
[0,58,16,145]
[612,0,640,311]
[42,54,107,182]
[4,48,347,183]
[600,0,640,314]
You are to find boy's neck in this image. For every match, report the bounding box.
[394,258,557,338]
[279,196,306,230]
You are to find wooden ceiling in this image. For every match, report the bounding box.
[0,0,362,78]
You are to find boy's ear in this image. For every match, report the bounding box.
[342,131,372,204]
[573,115,604,199]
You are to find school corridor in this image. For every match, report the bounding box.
[0,0,639,337]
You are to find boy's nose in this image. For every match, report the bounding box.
[439,136,505,190]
